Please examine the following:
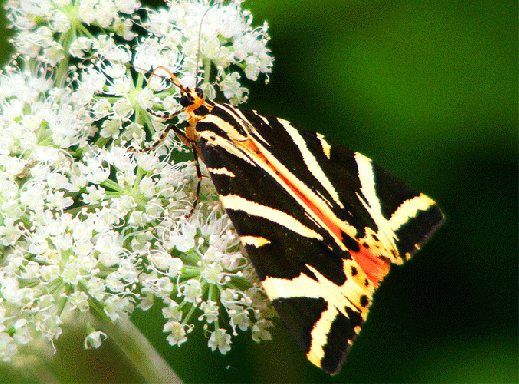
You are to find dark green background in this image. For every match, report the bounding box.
[0,0,516,382]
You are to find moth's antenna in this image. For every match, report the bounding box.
[195,6,212,87]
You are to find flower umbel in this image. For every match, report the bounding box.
[1,0,275,370]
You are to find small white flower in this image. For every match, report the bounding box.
[12,319,31,345]
[95,3,117,29]
[201,262,224,284]
[138,176,158,198]
[0,333,18,362]
[199,301,219,324]
[229,307,250,333]
[221,72,248,104]
[220,288,239,306]
[1,278,21,305]
[46,191,74,210]
[208,328,231,354]
[61,261,82,284]
[171,222,197,253]
[155,277,174,294]
[100,118,122,139]
[83,185,107,205]
[180,279,202,303]
[149,253,183,276]
[77,1,97,25]
[40,264,60,282]
[252,319,274,342]
[111,195,137,217]
[0,219,24,246]
[46,172,72,190]
[168,258,184,277]
[69,36,94,58]
[104,296,134,321]
[137,293,155,311]
[164,321,189,347]
[115,0,141,14]
[43,42,66,65]
[113,98,133,120]
[49,9,71,33]
[67,292,90,312]
[162,301,183,322]
[85,331,107,349]
[86,277,107,302]
[245,55,261,81]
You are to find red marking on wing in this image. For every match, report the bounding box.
[350,247,390,286]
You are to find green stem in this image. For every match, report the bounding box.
[90,313,183,383]
[203,59,212,85]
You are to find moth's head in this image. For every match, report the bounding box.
[149,66,206,113]
[177,84,208,116]
[179,87,204,108]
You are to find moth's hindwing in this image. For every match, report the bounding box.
[195,103,444,374]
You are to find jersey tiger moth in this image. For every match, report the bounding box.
[136,66,444,375]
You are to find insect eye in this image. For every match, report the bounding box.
[179,95,191,107]
[195,88,203,98]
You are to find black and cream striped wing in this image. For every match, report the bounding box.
[196,103,444,374]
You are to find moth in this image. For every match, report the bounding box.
[139,66,444,375]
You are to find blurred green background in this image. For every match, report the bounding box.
[0,0,516,382]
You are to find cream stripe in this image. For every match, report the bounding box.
[253,110,270,126]
[248,110,270,147]
[202,114,247,141]
[316,133,331,159]
[207,167,236,177]
[261,265,358,312]
[215,104,250,135]
[307,306,337,367]
[199,130,256,166]
[389,193,436,231]
[279,119,344,209]
[262,273,321,301]
[219,195,323,241]
[355,152,382,217]
[239,236,271,248]
[355,152,398,251]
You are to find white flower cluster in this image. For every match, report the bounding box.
[0,0,275,363]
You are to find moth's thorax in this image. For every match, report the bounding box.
[182,88,214,141]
